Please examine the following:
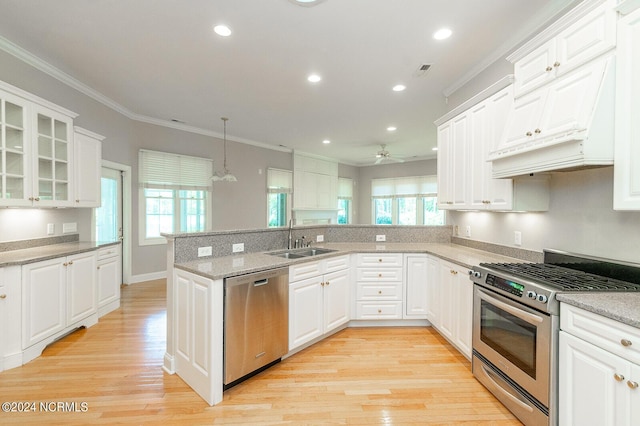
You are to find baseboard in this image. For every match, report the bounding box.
[129,270,167,284]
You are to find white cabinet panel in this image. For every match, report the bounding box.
[66,251,97,324]
[97,246,121,317]
[73,127,103,207]
[0,90,31,207]
[404,255,428,318]
[614,6,640,210]
[289,275,324,350]
[323,269,350,333]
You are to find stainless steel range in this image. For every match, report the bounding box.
[469,249,640,426]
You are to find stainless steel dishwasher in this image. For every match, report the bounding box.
[224,267,289,387]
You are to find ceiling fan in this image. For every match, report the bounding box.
[375,144,405,164]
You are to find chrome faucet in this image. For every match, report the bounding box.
[287,219,293,249]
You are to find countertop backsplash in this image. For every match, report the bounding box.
[0,233,79,253]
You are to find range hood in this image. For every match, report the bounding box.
[489,55,615,179]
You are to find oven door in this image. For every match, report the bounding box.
[473,285,552,407]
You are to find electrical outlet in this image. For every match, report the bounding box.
[316,234,324,242]
[454,225,459,236]
[197,246,213,257]
[376,234,386,242]
[47,223,54,235]
[232,243,244,253]
[514,231,522,246]
[465,226,471,238]
[63,222,77,233]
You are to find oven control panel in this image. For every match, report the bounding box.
[485,274,525,298]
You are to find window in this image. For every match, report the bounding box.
[371,176,445,225]
[139,149,213,245]
[337,177,353,224]
[267,168,292,227]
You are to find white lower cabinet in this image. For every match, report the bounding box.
[173,268,223,406]
[288,255,350,352]
[22,252,97,355]
[560,303,640,426]
[354,253,404,320]
[426,256,473,359]
[97,245,121,317]
[404,254,428,319]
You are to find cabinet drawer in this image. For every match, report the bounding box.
[289,260,322,282]
[561,303,640,365]
[356,282,402,301]
[97,246,119,261]
[356,253,403,267]
[356,267,402,282]
[355,301,403,319]
[324,255,350,273]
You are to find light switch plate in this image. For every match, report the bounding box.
[232,243,244,253]
[47,223,55,235]
[376,234,386,242]
[316,234,324,242]
[63,222,77,233]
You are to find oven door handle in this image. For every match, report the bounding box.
[478,288,544,325]
[480,362,535,414]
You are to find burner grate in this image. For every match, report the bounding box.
[480,263,640,292]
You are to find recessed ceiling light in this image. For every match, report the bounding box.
[307,74,322,83]
[432,147,438,151]
[322,139,331,144]
[214,25,232,37]
[387,126,397,132]
[433,28,452,40]
[392,84,406,92]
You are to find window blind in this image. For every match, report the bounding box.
[371,175,437,197]
[139,149,213,190]
[267,168,292,193]
[338,177,353,199]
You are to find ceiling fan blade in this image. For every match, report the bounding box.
[389,157,405,163]
[374,157,383,164]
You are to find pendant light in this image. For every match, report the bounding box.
[212,117,237,182]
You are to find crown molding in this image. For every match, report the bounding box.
[0,35,291,154]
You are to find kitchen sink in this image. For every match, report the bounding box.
[266,247,337,258]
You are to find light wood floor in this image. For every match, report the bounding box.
[0,279,521,425]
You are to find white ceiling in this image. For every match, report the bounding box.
[0,0,577,166]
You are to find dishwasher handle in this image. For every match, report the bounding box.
[253,278,268,287]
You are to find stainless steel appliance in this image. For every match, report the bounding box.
[470,249,640,426]
[224,267,289,387]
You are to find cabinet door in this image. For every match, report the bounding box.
[514,39,557,96]
[484,87,514,210]
[632,364,640,425]
[468,100,490,209]
[97,256,120,310]
[66,252,97,324]
[453,266,473,359]
[498,88,547,149]
[614,7,640,210]
[323,269,349,333]
[436,122,453,209]
[0,91,31,206]
[32,106,74,207]
[425,256,440,326]
[538,58,607,141]
[437,262,455,341]
[450,113,468,209]
[22,258,66,348]
[404,255,428,318]
[73,129,102,207]
[559,331,630,426]
[289,276,323,350]
[0,269,5,366]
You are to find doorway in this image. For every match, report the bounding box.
[93,160,132,284]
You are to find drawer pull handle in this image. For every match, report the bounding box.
[621,339,632,347]
[614,373,625,382]
[628,381,639,390]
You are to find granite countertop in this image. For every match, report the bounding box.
[173,242,526,281]
[0,241,121,267]
[557,293,640,329]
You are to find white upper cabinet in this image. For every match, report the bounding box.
[435,81,549,211]
[293,152,338,210]
[73,127,104,207]
[0,89,30,207]
[513,0,617,98]
[614,2,640,210]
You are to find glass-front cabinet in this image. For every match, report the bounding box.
[33,107,73,206]
[0,90,30,207]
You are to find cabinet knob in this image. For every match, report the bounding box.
[97,266,101,270]
[0,294,6,299]
[534,128,541,134]
[378,258,383,262]
[377,309,382,314]
[68,261,74,265]
[325,281,329,286]
[621,339,633,347]
[63,262,68,266]
[546,66,553,72]
[321,282,325,287]
[378,290,382,295]
[628,381,639,390]
[35,197,40,201]
[76,199,80,203]
[378,273,382,278]
[614,373,625,382]
[526,131,533,137]
[553,61,561,68]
